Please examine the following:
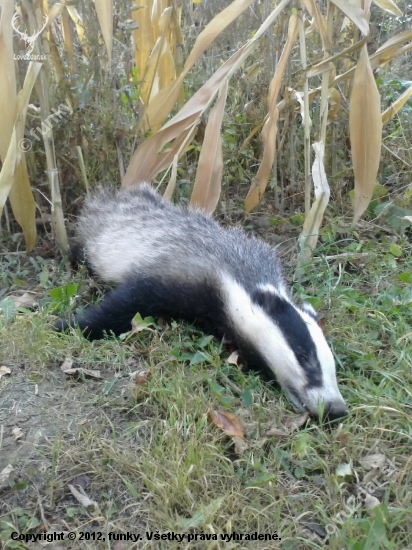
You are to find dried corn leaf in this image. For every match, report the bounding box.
[140,7,173,106]
[297,141,330,267]
[302,0,328,49]
[95,0,113,64]
[0,62,41,251]
[132,0,153,79]
[190,80,228,213]
[66,6,87,53]
[61,8,74,73]
[330,0,369,35]
[382,84,412,125]
[350,45,382,225]
[245,13,298,212]
[124,0,292,187]
[142,0,256,131]
[373,0,403,16]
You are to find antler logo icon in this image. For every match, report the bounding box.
[11,12,48,54]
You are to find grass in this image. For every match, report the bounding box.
[0,224,411,550]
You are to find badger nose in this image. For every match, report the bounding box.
[323,401,349,421]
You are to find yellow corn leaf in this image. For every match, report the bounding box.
[327,87,341,122]
[140,7,173,106]
[307,37,367,78]
[349,45,382,225]
[330,0,369,36]
[0,63,42,250]
[132,0,153,79]
[94,0,113,65]
[372,0,402,16]
[143,0,257,131]
[44,3,65,26]
[190,80,228,213]
[61,8,74,73]
[0,0,16,159]
[66,5,87,52]
[245,13,299,212]
[382,84,412,125]
[302,0,328,49]
[124,0,292,187]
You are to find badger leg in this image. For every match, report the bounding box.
[54,280,151,339]
[54,276,225,340]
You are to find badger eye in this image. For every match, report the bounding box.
[297,352,309,363]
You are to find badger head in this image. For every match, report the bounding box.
[224,280,348,420]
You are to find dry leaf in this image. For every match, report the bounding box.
[382,84,412,125]
[60,357,73,371]
[330,0,369,35]
[364,494,381,509]
[0,464,14,490]
[227,351,240,366]
[12,427,24,441]
[359,454,387,470]
[373,0,403,16]
[0,366,11,377]
[245,13,299,212]
[94,0,113,65]
[297,141,330,267]
[132,370,152,385]
[68,483,98,510]
[63,368,103,380]
[112,542,125,550]
[233,435,249,454]
[190,80,228,213]
[350,44,382,225]
[266,428,289,438]
[11,292,38,308]
[208,410,245,439]
[284,412,309,432]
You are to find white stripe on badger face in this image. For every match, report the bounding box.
[297,308,346,415]
[221,275,307,400]
[257,283,288,299]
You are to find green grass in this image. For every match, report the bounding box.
[0,229,411,549]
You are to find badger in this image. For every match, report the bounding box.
[55,184,348,420]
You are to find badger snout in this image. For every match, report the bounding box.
[313,400,349,421]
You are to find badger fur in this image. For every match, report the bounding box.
[56,184,347,420]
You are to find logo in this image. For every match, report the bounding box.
[12,12,48,60]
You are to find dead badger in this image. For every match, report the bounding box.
[56,184,347,420]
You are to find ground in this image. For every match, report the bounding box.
[0,207,411,550]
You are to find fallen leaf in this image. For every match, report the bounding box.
[63,368,103,380]
[284,412,309,432]
[112,542,125,550]
[208,410,245,439]
[12,427,24,441]
[227,351,239,366]
[232,435,249,454]
[60,357,73,371]
[364,494,380,509]
[266,427,289,438]
[11,292,38,309]
[68,484,98,510]
[0,366,11,377]
[0,464,14,490]
[131,370,152,385]
[359,454,386,470]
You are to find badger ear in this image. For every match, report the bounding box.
[300,301,318,321]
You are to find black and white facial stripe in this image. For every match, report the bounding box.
[55,184,348,420]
